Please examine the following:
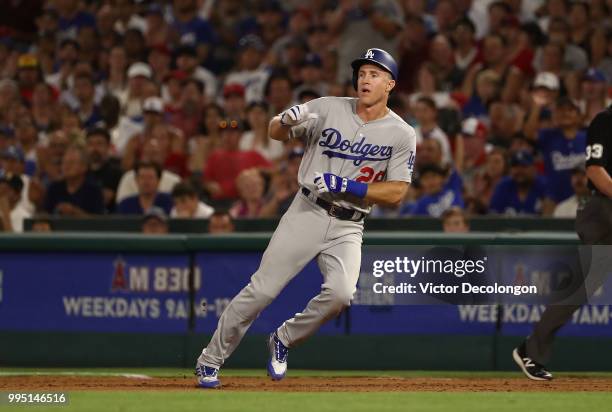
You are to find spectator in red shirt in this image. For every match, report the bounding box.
[203,119,271,202]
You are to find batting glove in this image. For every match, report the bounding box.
[280,104,318,126]
[314,172,368,199]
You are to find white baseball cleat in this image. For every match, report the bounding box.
[267,332,289,381]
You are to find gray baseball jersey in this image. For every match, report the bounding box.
[291,97,416,213]
[198,96,416,372]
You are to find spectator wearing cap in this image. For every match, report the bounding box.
[115,138,181,205]
[260,146,303,217]
[0,174,31,233]
[175,45,217,101]
[16,54,43,104]
[240,101,283,162]
[117,161,173,215]
[225,34,269,103]
[56,0,96,40]
[553,166,589,218]
[229,168,267,218]
[523,71,560,140]
[404,163,464,217]
[44,144,104,216]
[171,181,214,219]
[86,128,122,212]
[533,97,586,204]
[327,0,404,85]
[141,206,169,235]
[489,150,550,216]
[413,96,452,166]
[122,62,153,118]
[203,119,272,202]
[0,145,38,215]
[171,0,216,63]
[223,83,247,121]
[454,117,488,193]
[120,96,165,162]
[578,68,610,124]
[293,53,328,100]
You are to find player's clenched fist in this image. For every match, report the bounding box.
[280,104,318,126]
[314,172,368,198]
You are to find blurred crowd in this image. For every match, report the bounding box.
[0,0,611,232]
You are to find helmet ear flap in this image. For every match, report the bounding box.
[352,69,358,91]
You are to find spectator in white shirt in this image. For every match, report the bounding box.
[170,181,214,219]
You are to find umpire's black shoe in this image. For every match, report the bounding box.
[512,343,553,381]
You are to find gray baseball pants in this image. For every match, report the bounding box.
[200,192,363,368]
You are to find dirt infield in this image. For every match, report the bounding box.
[2,375,612,392]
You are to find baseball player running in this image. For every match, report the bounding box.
[195,48,416,388]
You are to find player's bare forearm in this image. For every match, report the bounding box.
[587,165,612,197]
[268,116,291,141]
[364,181,409,207]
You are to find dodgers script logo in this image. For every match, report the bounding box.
[318,128,392,166]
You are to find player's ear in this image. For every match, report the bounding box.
[386,79,396,93]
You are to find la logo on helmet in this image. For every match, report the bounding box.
[365,49,375,59]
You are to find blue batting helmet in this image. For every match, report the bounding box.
[351,48,398,90]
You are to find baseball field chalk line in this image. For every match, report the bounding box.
[0,372,152,379]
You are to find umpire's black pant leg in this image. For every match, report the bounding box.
[526,196,612,365]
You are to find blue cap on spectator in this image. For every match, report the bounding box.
[583,68,606,83]
[510,150,534,166]
[304,53,322,68]
[1,145,25,162]
[238,34,265,51]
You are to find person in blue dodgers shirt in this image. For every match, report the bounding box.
[533,97,586,204]
[489,150,550,215]
[405,163,464,217]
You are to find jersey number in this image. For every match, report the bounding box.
[356,167,386,183]
[586,144,603,160]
